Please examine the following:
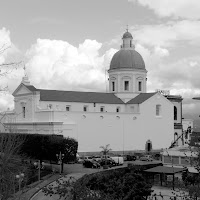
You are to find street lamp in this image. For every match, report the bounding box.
[56,152,64,175]
[34,160,45,181]
[16,173,24,192]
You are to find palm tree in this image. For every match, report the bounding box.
[99,144,112,168]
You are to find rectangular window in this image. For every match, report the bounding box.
[130,106,135,113]
[172,156,179,165]
[163,156,171,164]
[156,105,161,116]
[124,81,129,91]
[23,107,25,118]
[116,107,120,112]
[100,106,105,112]
[181,157,190,165]
[138,81,142,91]
[83,106,88,112]
[112,82,115,91]
[66,106,70,111]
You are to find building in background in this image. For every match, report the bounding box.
[2,30,183,152]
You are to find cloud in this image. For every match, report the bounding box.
[0,28,11,64]
[132,20,200,48]
[0,27,23,111]
[26,38,117,91]
[128,0,200,20]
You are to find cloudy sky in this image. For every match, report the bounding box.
[1,0,200,129]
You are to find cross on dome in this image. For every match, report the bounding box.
[126,24,129,32]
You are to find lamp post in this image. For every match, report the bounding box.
[34,160,45,181]
[56,152,64,175]
[16,173,24,192]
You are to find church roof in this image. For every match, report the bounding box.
[126,93,156,104]
[21,85,156,105]
[26,85,38,91]
[39,89,124,104]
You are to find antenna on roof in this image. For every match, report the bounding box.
[105,66,108,92]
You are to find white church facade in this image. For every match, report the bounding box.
[3,30,184,152]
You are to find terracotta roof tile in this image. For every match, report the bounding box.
[24,85,156,105]
[39,89,124,104]
[25,85,38,92]
[126,93,156,104]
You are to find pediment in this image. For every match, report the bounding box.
[12,84,33,96]
[136,76,144,80]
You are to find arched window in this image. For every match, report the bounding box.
[112,81,115,91]
[174,106,177,120]
[22,106,25,118]
[174,132,178,142]
[156,104,161,116]
[138,81,142,91]
[124,81,129,91]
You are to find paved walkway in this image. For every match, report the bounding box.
[9,173,60,200]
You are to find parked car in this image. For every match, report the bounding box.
[77,156,85,164]
[99,158,116,167]
[126,155,137,161]
[92,156,102,162]
[83,156,93,160]
[83,159,101,168]
[140,155,153,161]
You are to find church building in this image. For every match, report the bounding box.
[3,30,183,152]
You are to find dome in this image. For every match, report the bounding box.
[110,49,146,70]
[122,31,133,39]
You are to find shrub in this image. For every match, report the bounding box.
[73,168,153,200]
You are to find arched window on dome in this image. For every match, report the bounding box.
[110,77,116,92]
[112,81,115,92]
[138,81,142,92]
[174,106,177,120]
[124,81,129,91]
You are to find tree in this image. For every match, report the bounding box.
[99,144,112,167]
[0,44,22,92]
[0,133,28,200]
[99,144,112,156]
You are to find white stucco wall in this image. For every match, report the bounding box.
[5,85,174,153]
[31,93,173,152]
